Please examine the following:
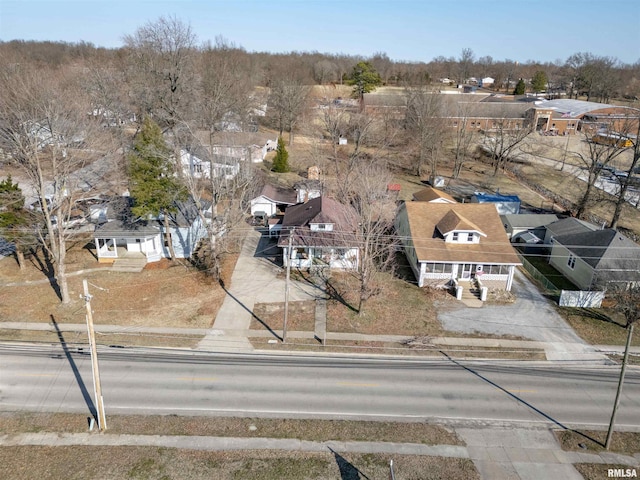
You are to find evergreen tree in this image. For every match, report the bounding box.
[0,175,34,270]
[346,61,382,103]
[531,71,548,93]
[128,117,187,259]
[513,78,526,95]
[271,136,290,173]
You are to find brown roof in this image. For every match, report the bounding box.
[259,184,297,205]
[277,196,357,248]
[436,210,486,237]
[401,202,521,265]
[412,187,457,203]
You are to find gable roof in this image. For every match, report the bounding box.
[277,196,357,248]
[401,202,521,265]
[552,229,640,271]
[545,217,599,238]
[501,214,559,229]
[436,210,486,236]
[412,187,457,203]
[257,184,298,205]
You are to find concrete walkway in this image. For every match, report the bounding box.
[4,321,640,362]
[1,427,637,480]
[197,228,324,351]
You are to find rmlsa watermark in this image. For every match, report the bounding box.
[608,468,637,478]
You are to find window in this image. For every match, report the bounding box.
[467,233,474,242]
[567,254,576,269]
[317,224,326,230]
[452,232,459,241]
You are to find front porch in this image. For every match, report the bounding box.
[419,262,516,291]
[94,223,163,265]
[284,246,359,270]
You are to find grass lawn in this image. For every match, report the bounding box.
[522,254,578,291]
[0,412,479,480]
[555,429,640,456]
[325,271,451,337]
[560,308,640,347]
[0,447,479,480]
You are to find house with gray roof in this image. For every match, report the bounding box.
[548,228,640,290]
[93,196,207,267]
[501,213,559,240]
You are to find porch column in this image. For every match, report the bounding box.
[95,238,102,260]
[506,265,515,291]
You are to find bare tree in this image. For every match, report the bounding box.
[482,113,533,176]
[0,64,114,303]
[199,37,257,142]
[123,16,198,132]
[458,48,475,84]
[571,127,629,219]
[267,76,311,144]
[609,116,640,228]
[450,102,478,178]
[404,87,448,178]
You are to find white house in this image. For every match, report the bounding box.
[180,150,239,180]
[396,202,521,291]
[93,196,208,265]
[250,184,298,217]
[278,196,359,270]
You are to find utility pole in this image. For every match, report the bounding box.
[83,279,107,431]
[283,228,293,343]
[605,322,634,450]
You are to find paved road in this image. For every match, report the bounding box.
[2,344,639,431]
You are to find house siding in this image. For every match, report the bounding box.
[549,243,594,290]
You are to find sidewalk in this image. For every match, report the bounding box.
[4,321,640,363]
[198,228,324,352]
[1,427,637,480]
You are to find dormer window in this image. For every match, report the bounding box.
[452,232,459,241]
[310,223,333,231]
[467,233,474,242]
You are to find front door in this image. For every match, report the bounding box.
[461,263,473,280]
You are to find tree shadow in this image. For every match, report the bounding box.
[572,307,624,327]
[50,315,98,422]
[29,247,61,301]
[328,447,371,480]
[83,241,98,261]
[219,281,282,341]
[440,350,604,447]
[295,269,359,314]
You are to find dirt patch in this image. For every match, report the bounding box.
[560,309,640,347]
[251,301,316,332]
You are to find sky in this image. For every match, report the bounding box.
[1,0,638,65]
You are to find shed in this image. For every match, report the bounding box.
[471,192,521,215]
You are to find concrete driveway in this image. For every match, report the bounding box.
[198,228,324,351]
[437,270,608,362]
